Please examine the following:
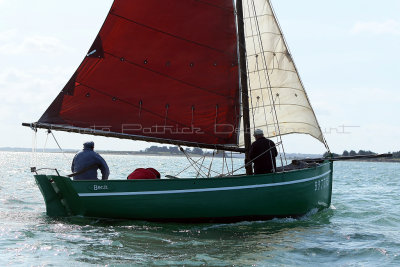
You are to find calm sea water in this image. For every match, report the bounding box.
[0,152,399,266]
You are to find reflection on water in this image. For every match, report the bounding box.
[0,152,399,266]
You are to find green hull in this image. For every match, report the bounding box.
[35,161,333,222]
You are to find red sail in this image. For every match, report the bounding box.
[39,0,240,146]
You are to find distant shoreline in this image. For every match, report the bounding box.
[346,158,400,163]
[0,147,320,159]
[2,147,398,162]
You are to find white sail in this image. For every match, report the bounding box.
[239,0,327,148]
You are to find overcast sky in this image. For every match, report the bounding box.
[0,0,399,154]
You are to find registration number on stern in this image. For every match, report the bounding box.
[315,177,330,191]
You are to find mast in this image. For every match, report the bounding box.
[236,0,253,175]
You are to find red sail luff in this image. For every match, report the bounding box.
[39,0,240,146]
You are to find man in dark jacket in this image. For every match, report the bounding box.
[71,141,110,180]
[249,129,278,174]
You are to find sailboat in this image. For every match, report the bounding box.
[23,0,333,222]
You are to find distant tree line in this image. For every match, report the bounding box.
[142,146,231,157]
[144,146,400,159]
[143,146,204,155]
[392,151,400,158]
[323,150,400,158]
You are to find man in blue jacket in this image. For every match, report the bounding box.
[71,141,110,180]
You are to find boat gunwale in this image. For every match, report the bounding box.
[40,160,331,184]
[76,170,331,197]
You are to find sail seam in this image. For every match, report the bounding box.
[250,103,313,111]
[255,122,321,131]
[104,51,234,99]
[76,83,231,143]
[250,87,304,92]
[247,51,291,57]
[245,31,281,38]
[75,82,236,144]
[195,0,236,12]
[247,68,297,74]
[110,12,229,54]
[244,13,274,20]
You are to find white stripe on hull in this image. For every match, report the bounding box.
[78,170,331,197]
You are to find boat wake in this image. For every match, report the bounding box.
[200,208,324,230]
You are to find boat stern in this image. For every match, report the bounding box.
[35,175,69,217]
[35,175,84,217]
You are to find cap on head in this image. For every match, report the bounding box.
[83,141,94,149]
[253,129,264,137]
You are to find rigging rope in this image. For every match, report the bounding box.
[244,0,271,138]
[224,152,231,174]
[231,151,234,174]
[31,126,38,168]
[221,151,225,175]
[174,156,205,177]
[196,156,206,178]
[248,0,287,168]
[174,147,223,178]
[207,151,215,178]
[49,130,68,160]
[237,0,282,174]
[43,129,50,152]
[179,146,208,178]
